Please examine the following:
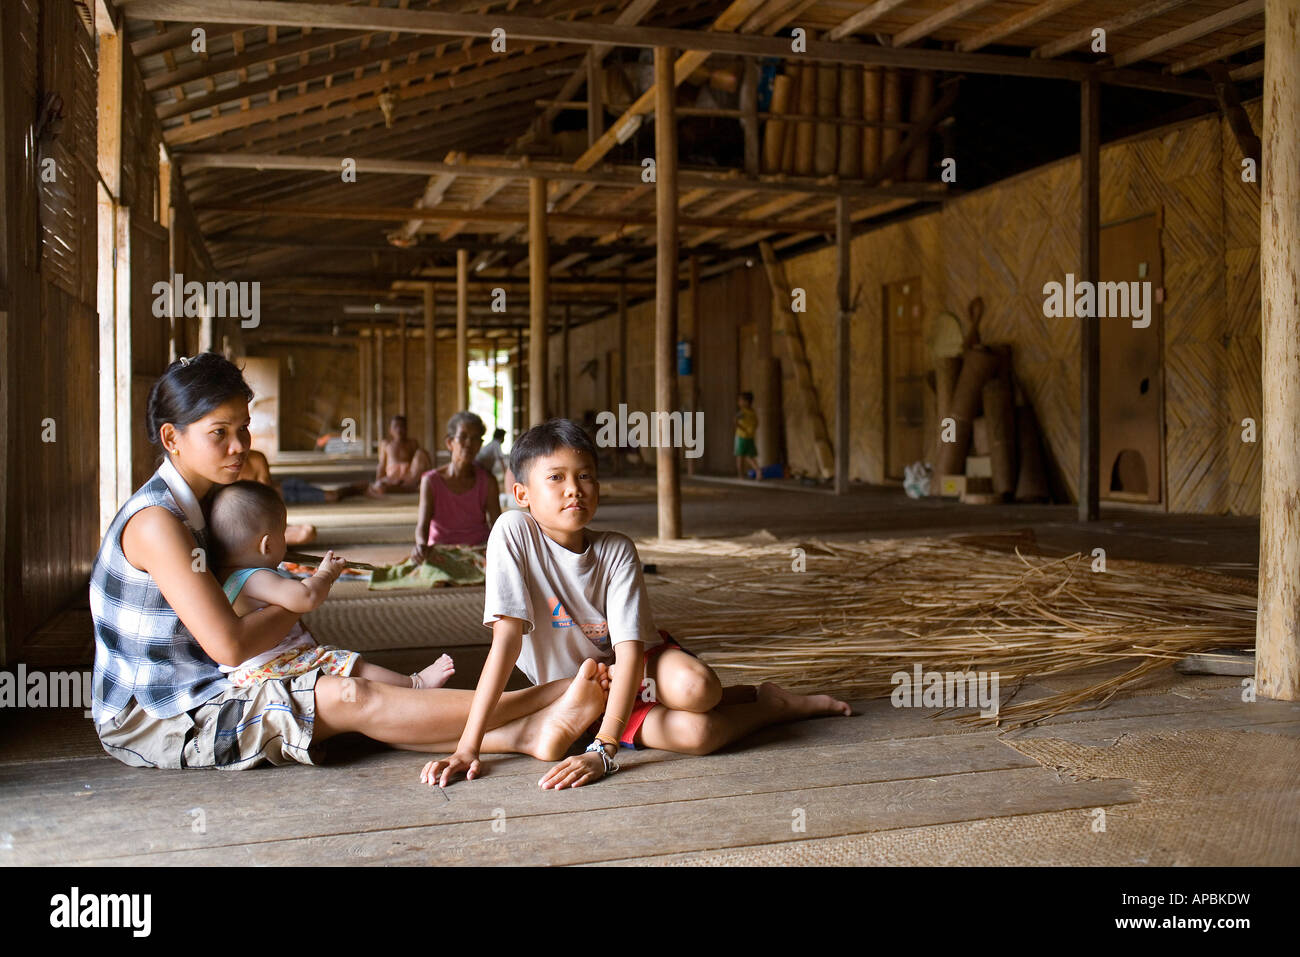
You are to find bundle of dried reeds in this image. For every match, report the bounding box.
[637,535,1256,729]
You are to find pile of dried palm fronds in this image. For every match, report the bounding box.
[637,534,1256,729]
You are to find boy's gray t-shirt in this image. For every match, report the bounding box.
[483,509,658,685]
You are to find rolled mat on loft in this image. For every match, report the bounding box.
[636,534,1255,730]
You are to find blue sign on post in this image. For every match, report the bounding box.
[677,340,692,376]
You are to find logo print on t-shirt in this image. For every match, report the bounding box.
[548,597,610,648]
[549,598,575,629]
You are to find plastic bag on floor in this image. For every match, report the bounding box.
[903,461,933,499]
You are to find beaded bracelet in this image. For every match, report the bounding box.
[585,739,620,776]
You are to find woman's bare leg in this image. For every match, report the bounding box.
[313,664,606,760]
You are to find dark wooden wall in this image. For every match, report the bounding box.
[0,0,205,664]
[1,0,101,663]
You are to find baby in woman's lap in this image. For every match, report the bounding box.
[208,481,454,690]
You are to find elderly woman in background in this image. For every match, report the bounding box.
[410,411,501,562]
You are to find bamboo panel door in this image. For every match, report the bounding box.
[1099,213,1164,506]
[884,277,926,480]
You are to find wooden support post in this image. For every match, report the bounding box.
[615,272,628,476]
[97,30,123,200]
[96,26,125,526]
[114,204,132,500]
[834,195,851,495]
[559,302,569,418]
[686,255,700,477]
[158,145,179,362]
[514,335,525,438]
[586,50,603,148]
[398,312,408,416]
[96,183,118,535]
[1258,0,1300,702]
[1207,62,1262,184]
[654,46,681,540]
[740,57,760,175]
[1078,74,1101,522]
[529,176,548,425]
[490,343,498,426]
[457,248,469,410]
[361,336,373,454]
[424,282,436,450]
[374,319,384,444]
[754,260,777,471]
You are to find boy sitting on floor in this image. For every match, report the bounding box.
[421,419,849,790]
[209,481,454,690]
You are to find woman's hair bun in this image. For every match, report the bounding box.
[146,352,253,446]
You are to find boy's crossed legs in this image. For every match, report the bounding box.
[612,644,851,756]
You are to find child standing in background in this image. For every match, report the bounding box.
[734,391,761,480]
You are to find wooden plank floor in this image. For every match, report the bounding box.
[4,479,1288,865]
[2,667,1296,866]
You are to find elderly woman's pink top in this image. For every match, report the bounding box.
[423,466,491,546]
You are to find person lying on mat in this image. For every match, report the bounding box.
[90,353,614,771]
[420,418,851,791]
[409,411,501,562]
[237,447,322,545]
[208,479,454,691]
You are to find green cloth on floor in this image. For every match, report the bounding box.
[367,546,486,590]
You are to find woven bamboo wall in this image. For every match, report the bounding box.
[774,108,1260,515]
[1221,101,1263,516]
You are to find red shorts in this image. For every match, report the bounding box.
[594,630,694,750]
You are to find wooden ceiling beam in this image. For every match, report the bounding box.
[957,0,1088,53]
[825,0,910,42]
[1036,0,1198,59]
[192,201,838,233]
[1111,0,1264,69]
[163,43,577,145]
[156,32,453,119]
[177,151,950,200]
[144,28,362,92]
[1167,28,1264,75]
[516,0,661,147]
[440,176,511,240]
[123,0,1092,79]
[191,59,567,153]
[209,232,729,259]
[1229,59,1263,82]
[892,0,999,48]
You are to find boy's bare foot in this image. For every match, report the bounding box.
[594,661,612,692]
[757,681,852,719]
[518,659,607,762]
[413,654,455,689]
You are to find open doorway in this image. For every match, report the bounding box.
[468,345,514,454]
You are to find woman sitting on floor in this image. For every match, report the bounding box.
[89,354,606,771]
[409,411,501,562]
